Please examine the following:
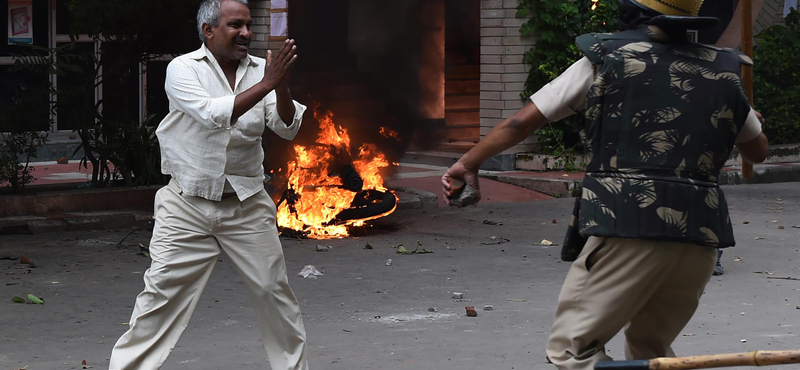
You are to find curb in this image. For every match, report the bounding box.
[0,220,36,235]
[401,151,460,168]
[28,219,68,234]
[0,186,159,218]
[720,163,800,185]
[0,189,436,235]
[394,191,423,210]
[0,211,153,236]
[390,187,439,208]
[487,163,800,198]
[481,174,582,198]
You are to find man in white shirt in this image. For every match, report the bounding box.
[108,1,309,369]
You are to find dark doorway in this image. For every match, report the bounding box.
[443,0,480,147]
[288,0,349,53]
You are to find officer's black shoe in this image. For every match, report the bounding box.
[712,249,723,276]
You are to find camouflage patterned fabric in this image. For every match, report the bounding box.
[561,27,753,261]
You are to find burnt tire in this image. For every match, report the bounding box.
[332,190,397,223]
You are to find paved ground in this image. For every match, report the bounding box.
[1,183,799,370]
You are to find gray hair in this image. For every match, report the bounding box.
[197,0,249,42]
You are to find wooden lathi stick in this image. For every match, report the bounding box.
[594,350,800,370]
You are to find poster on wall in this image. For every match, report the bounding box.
[8,0,33,45]
[270,12,288,39]
[269,0,288,41]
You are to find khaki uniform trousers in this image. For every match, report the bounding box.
[109,180,308,370]
[546,236,716,370]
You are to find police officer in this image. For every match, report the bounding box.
[442,1,769,369]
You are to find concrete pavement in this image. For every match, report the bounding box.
[1,183,799,370]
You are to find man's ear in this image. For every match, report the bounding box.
[202,23,214,40]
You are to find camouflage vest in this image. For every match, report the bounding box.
[561,28,753,261]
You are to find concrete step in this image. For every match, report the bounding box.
[401,150,462,168]
[438,141,477,153]
[441,126,479,143]
[448,64,480,80]
[447,53,471,65]
[445,94,479,110]
[445,109,480,127]
[445,80,479,95]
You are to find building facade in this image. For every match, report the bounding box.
[0,0,790,162]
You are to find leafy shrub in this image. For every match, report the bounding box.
[517,0,619,157]
[0,58,51,191]
[753,8,800,144]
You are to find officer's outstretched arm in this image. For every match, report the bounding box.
[441,102,547,203]
[736,133,768,164]
[454,102,546,171]
[736,110,769,164]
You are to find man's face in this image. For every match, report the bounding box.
[205,0,252,64]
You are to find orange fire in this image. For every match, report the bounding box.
[379,127,401,141]
[276,108,398,239]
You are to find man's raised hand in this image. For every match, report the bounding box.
[263,39,297,91]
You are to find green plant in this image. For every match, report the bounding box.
[64,55,168,187]
[13,41,168,188]
[0,132,47,191]
[536,126,587,171]
[517,0,619,98]
[753,8,800,144]
[517,0,619,158]
[0,52,52,191]
[63,0,198,187]
[12,42,117,187]
[94,114,167,187]
[12,0,198,188]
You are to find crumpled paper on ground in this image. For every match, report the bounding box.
[298,265,324,279]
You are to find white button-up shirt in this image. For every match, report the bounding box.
[156,44,306,201]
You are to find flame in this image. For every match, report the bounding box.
[277,107,397,239]
[591,0,599,10]
[380,127,402,141]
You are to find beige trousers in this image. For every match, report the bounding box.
[109,180,308,370]
[546,237,716,370]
